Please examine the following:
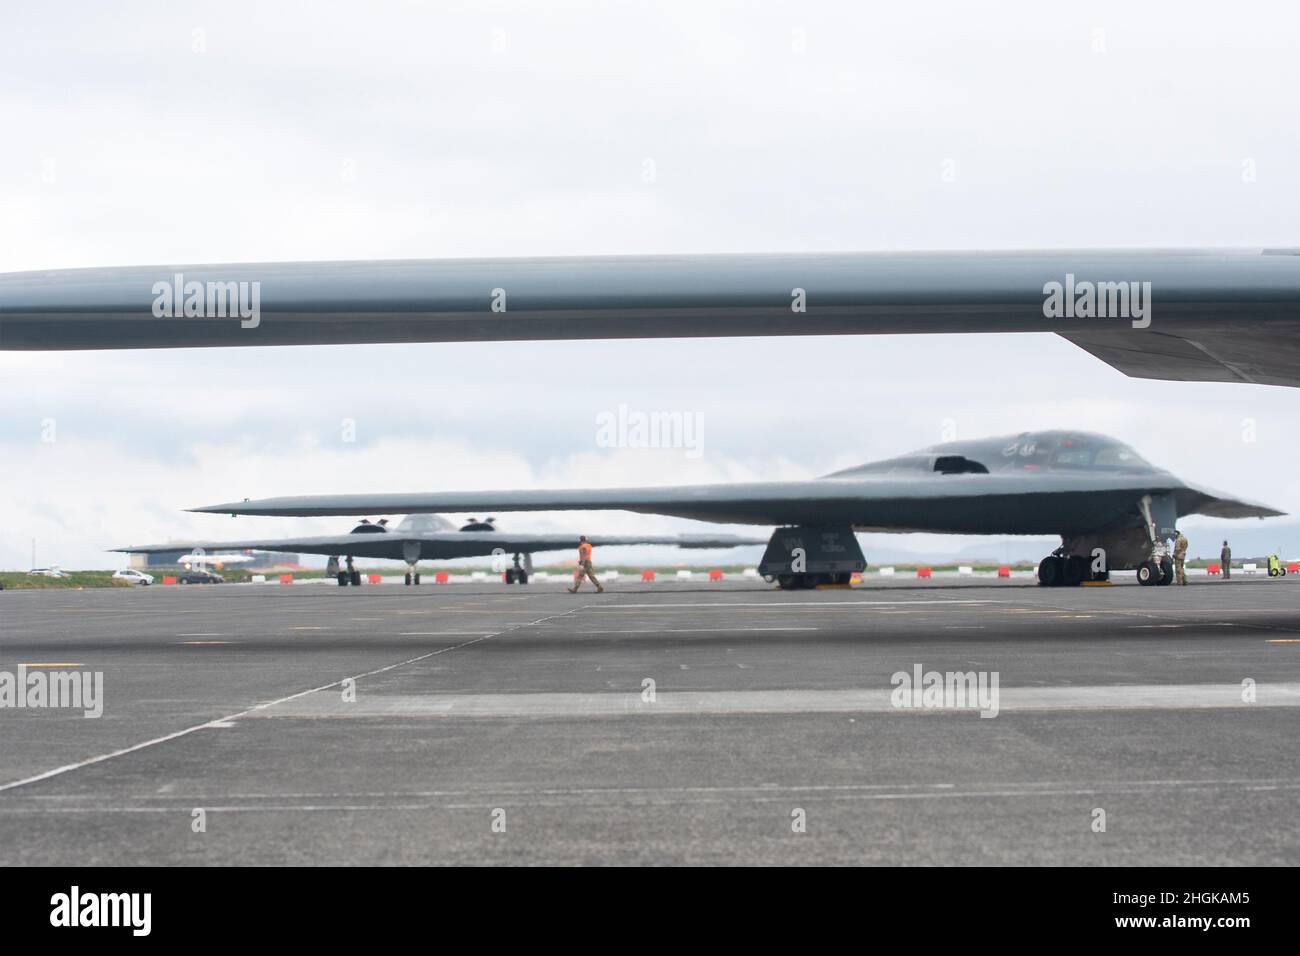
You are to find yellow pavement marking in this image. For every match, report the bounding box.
[20,663,84,668]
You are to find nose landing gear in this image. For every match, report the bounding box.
[1136,555,1174,587]
[503,553,530,585]
[337,555,361,586]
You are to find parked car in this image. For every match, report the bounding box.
[113,569,154,586]
[28,567,70,578]
[176,568,225,584]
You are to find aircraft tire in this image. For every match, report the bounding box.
[1158,556,1174,585]
[1062,556,1085,587]
[1037,556,1061,587]
[776,574,818,590]
[1137,561,1159,586]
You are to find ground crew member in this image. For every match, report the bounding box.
[1173,531,1189,585]
[568,535,604,593]
[1221,540,1231,579]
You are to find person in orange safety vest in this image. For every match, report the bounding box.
[567,535,604,593]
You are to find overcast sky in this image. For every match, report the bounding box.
[3,1,1300,569]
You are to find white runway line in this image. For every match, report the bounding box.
[585,599,1000,610]
[595,627,821,633]
[248,681,1300,719]
[8,777,1298,815]
[0,607,583,795]
[10,780,1300,816]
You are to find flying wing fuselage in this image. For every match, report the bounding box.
[114,513,767,586]
[190,431,1284,588]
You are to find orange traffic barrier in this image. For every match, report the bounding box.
[162,575,177,585]
[708,569,723,581]
[916,566,932,578]
[1208,563,1221,575]
[997,566,1011,578]
[1289,562,1299,574]
[367,574,381,585]
[641,570,655,581]
[279,574,294,584]
[435,571,449,584]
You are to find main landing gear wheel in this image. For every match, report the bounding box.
[758,526,865,591]
[1062,555,1085,586]
[1037,556,1061,587]
[774,572,851,590]
[1038,554,1099,587]
[1157,556,1174,586]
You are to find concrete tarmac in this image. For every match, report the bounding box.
[1,575,1297,865]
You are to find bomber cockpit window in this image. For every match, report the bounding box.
[1093,445,1149,469]
[933,455,989,474]
[1051,448,1094,468]
[395,514,453,533]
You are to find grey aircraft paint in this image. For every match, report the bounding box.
[188,430,1284,587]
[193,431,1283,538]
[4,249,1300,385]
[115,514,765,563]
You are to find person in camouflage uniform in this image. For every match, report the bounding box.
[1173,531,1189,585]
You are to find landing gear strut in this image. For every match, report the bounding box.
[1135,494,1177,587]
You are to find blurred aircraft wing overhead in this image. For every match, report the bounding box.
[5,248,1300,386]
